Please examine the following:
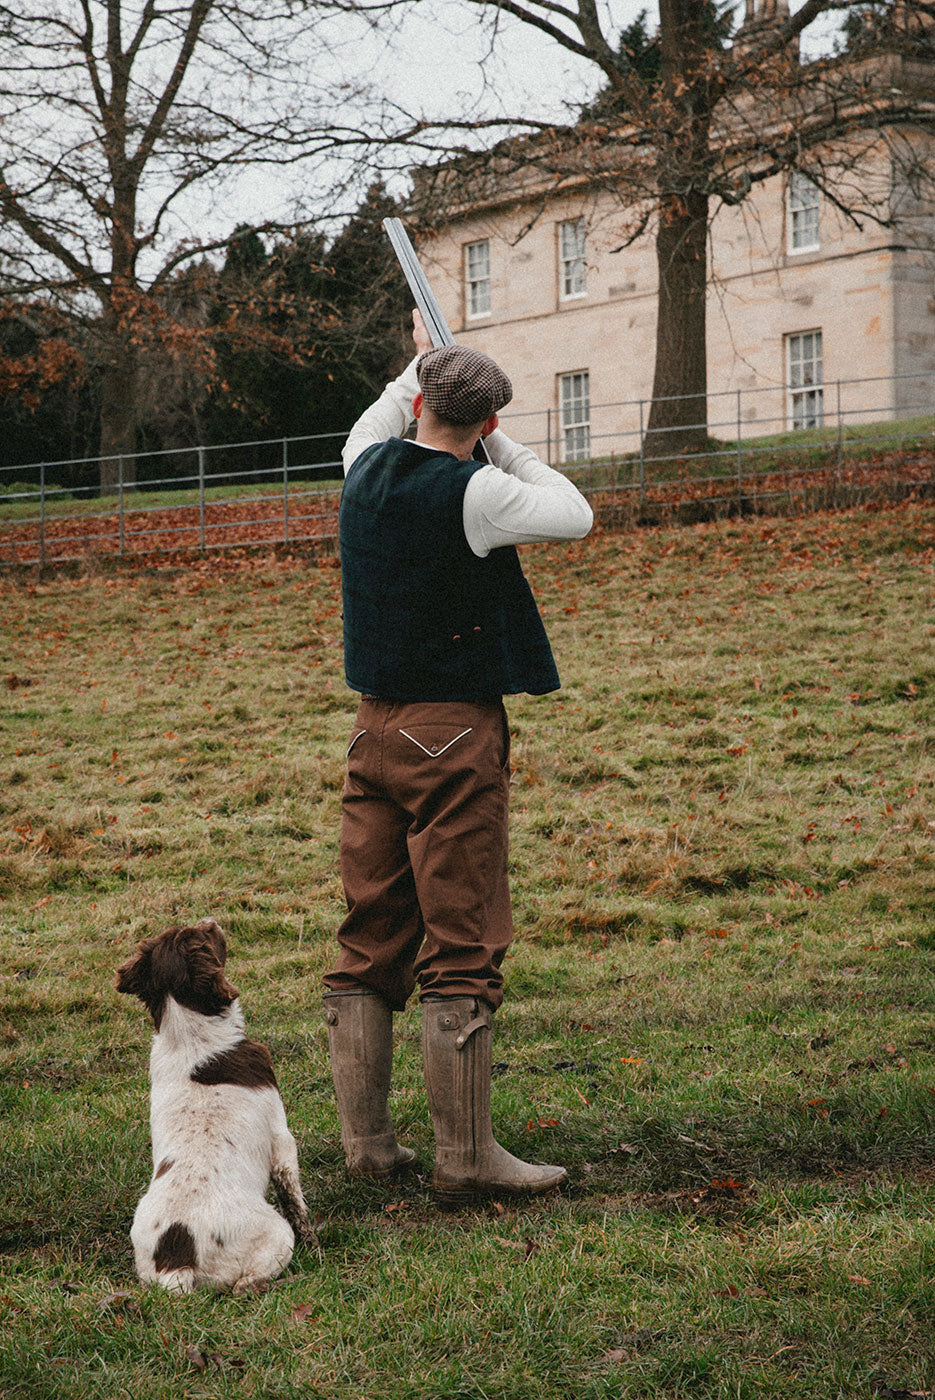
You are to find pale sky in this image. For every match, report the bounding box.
[373,0,842,127]
[207,1,845,242]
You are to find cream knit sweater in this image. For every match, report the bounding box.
[343,358,593,560]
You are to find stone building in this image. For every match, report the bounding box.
[417,4,935,464]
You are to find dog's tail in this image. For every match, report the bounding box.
[156,1267,197,1294]
[152,1222,198,1293]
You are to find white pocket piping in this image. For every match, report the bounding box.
[346,729,366,758]
[398,726,473,757]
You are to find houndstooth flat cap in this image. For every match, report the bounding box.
[416,345,513,426]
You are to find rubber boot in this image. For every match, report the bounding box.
[323,989,417,1179]
[422,996,567,1205]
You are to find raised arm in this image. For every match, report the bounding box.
[341,312,434,474]
[462,431,593,558]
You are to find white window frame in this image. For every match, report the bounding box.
[559,370,590,461]
[465,239,491,319]
[786,330,824,430]
[788,172,820,254]
[558,218,587,300]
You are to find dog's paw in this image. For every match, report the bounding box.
[293,1217,320,1248]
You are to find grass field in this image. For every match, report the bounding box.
[1,500,934,1399]
[566,414,935,492]
[0,478,341,524]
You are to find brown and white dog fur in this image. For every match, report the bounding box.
[116,919,313,1293]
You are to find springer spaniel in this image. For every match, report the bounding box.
[116,919,313,1293]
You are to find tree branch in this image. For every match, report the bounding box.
[130,0,213,179]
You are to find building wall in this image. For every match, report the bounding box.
[419,150,934,461]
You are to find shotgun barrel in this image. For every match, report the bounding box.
[382,217,454,349]
[383,217,491,463]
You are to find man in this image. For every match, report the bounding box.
[322,312,592,1205]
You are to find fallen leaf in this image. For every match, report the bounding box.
[184,1344,208,1371]
[708,1177,745,1196]
[290,1302,317,1323]
[97,1290,140,1315]
[847,1274,872,1286]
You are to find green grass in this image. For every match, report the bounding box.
[725,409,935,453]
[567,411,935,490]
[0,476,340,523]
[1,501,934,1398]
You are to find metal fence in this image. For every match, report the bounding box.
[1,369,933,569]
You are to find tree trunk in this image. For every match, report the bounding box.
[646,0,714,459]
[99,344,138,493]
[646,186,710,458]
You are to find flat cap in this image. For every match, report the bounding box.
[416,345,513,426]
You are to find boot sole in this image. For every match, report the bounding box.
[433,1175,566,1208]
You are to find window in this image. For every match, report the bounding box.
[787,330,823,429]
[788,172,820,252]
[465,239,491,318]
[559,218,586,298]
[559,370,590,460]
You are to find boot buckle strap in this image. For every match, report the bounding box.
[455,1015,487,1049]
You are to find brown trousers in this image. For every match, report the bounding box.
[324,697,513,1011]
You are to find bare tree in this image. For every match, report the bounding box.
[0,0,402,488]
[412,0,935,452]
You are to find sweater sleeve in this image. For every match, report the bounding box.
[461,427,593,558]
[342,358,421,474]
[342,363,593,559]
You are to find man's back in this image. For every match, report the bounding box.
[340,437,560,703]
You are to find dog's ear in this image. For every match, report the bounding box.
[116,935,167,1026]
[115,946,150,998]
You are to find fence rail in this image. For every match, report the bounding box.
[2,370,933,569]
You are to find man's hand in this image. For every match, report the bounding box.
[412,309,433,357]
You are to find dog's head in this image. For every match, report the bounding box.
[116,919,239,1029]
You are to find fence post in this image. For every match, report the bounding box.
[836,379,843,499]
[198,447,206,552]
[118,455,125,555]
[282,438,290,545]
[39,461,46,572]
[736,389,743,511]
[638,399,645,513]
